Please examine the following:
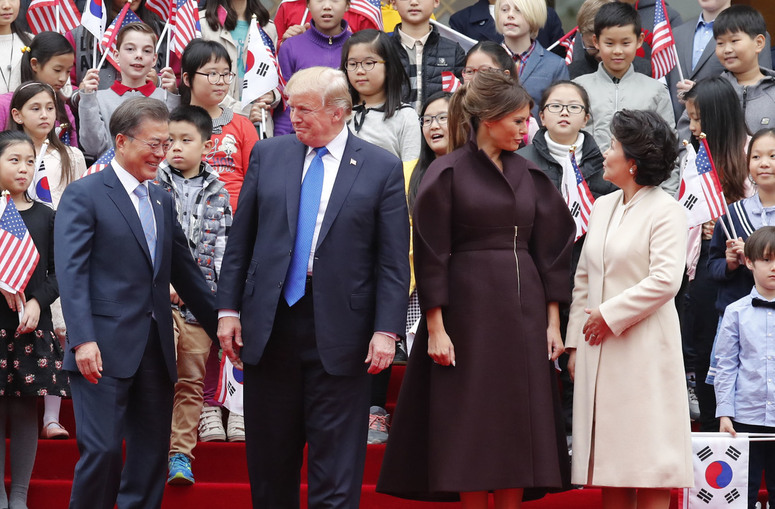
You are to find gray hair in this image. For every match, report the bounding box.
[285,66,352,115]
[109,97,170,142]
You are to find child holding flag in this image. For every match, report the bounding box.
[77,21,179,159]
[714,223,775,509]
[0,130,69,509]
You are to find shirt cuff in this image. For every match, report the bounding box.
[376,331,399,341]
[218,309,240,319]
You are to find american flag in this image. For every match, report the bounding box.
[0,195,40,294]
[678,139,726,228]
[27,0,81,34]
[650,0,678,79]
[170,0,201,58]
[145,0,172,22]
[562,147,594,241]
[441,71,461,93]
[99,4,141,71]
[348,0,383,31]
[553,26,577,66]
[81,148,115,178]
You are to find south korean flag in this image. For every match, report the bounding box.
[684,433,748,508]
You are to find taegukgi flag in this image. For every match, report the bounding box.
[684,433,748,508]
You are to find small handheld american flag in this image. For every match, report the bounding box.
[0,194,40,294]
[348,0,383,31]
[562,147,595,241]
[27,0,81,34]
[170,0,201,58]
[81,148,115,178]
[650,0,678,79]
[99,5,142,71]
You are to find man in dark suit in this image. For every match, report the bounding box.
[666,2,771,122]
[54,98,218,509]
[217,66,410,509]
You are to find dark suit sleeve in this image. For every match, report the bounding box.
[26,211,59,310]
[373,160,411,337]
[168,195,218,341]
[54,183,97,350]
[216,143,261,311]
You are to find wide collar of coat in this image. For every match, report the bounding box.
[674,18,716,79]
[284,129,364,249]
[518,39,547,81]
[102,164,164,276]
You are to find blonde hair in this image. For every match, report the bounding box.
[447,70,533,150]
[494,0,547,39]
[285,66,352,115]
[577,0,613,36]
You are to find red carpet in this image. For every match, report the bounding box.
[19,366,711,508]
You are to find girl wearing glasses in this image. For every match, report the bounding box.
[341,30,420,163]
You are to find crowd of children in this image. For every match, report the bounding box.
[1,0,775,506]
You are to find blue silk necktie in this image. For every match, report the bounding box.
[284,147,328,305]
[134,184,157,268]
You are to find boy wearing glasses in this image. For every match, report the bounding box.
[78,22,180,160]
[154,105,232,486]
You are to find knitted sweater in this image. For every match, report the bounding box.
[274,20,352,135]
[78,87,180,159]
[347,103,421,162]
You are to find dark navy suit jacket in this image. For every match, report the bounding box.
[54,165,217,382]
[217,132,410,377]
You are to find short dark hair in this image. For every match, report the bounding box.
[109,97,169,141]
[713,5,767,40]
[538,80,590,112]
[594,2,641,38]
[610,109,677,187]
[169,105,213,142]
[340,29,408,119]
[466,41,517,77]
[179,39,232,106]
[745,226,775,262]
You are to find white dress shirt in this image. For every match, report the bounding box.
[112,159,156,236]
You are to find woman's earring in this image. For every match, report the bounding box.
[629,167,635,175]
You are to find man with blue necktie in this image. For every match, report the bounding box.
[217,66,410,509]
[54,98,218,509]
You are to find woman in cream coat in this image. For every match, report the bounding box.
[567,110,693,509]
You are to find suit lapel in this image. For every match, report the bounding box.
[315,139,362,249]
[103,166,154,268]
[676,25,693,78]
[286,139,308,237]
[690,42,717,79]
[149,183,165,278]
[520,48,539,81]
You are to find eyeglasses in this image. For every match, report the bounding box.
[344,59,386,72]
[542,103,586,115]
[462,66,502,77]
[419,113,448,128]
[195,71,236,84]
[128,136,171,153]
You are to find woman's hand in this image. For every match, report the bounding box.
[282,23,309,41]
[1,289,24,313]
[725,237,744,272]
[719,416,737,437]
[79,68,100,93]
[582,308,613,346]
[17,298,40,334]
[425,307,455,366]
[701,219,716,241]
[428,329,455,366]
[159,67,178,94]
[567,349,576,382]
[547,324,564,361]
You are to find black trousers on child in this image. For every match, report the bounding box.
[733,421,775,509]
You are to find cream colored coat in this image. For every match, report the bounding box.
[566,186,693,488]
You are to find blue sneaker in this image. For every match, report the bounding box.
[167,453,195,485]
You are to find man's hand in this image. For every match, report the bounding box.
[364,332,395,374]
[218,316,243,369]
[75,341,103,384]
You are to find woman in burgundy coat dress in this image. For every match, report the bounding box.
[377,71,575,508]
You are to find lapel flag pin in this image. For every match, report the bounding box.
[350,158,357,166]
[156,200,161,205]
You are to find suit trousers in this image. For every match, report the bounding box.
[170,311,212,460]
[243,280,371,509]
[68,322,174,509]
